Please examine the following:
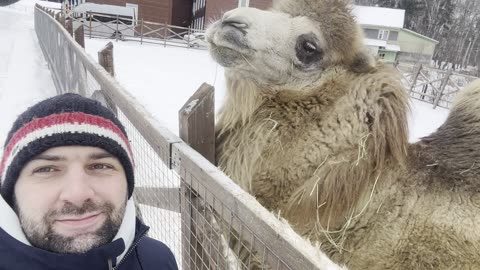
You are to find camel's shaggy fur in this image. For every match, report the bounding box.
[206,0,480,269]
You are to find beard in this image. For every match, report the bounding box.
[14,199,126,254]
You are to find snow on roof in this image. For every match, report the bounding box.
[364,38,386,47]
[37,1,61,10]
[353,5,405,29]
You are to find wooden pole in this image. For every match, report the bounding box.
[409,64,422,95]
[65,18,73,36]
[187,26,191,48]
[163,22,168,48]
[116,14,119,42]
[98,42,115,77]
[89,11,92,39]
[140,18,144,45]
[179,83,215,270]
[59,13,66,28]
[74,25,85,48]
[433,69,453,109]
[179,83,215,163]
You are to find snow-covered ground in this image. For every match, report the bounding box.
[84,39,226,135]
[0,2,57,146]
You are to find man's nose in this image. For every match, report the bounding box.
[58,166,95,206]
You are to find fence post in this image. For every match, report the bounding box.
[74,25,85,48]
[88,11,92,39]
[409,64,423,94]
[65,18,73,36]
[179,83,215,162]
[163,22,168,48]
[179,83,215,270]
[187,26,192,48]
[433,69,453,109]
[116,14,119,42]
[140,18,144,45]
[59,13,66,28]
[98,42,115,77]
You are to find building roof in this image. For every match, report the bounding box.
[401,28,439,44]
[353,5,405,29]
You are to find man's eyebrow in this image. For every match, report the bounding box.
[31,155,66,161]
[89,152,115,160]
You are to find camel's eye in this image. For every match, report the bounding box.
[295,33,323,68]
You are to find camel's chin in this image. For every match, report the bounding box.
[208,44,244,68]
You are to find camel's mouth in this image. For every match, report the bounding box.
[206,20,254,67]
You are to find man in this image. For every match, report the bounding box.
[0,93,178,269]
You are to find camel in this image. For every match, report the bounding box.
[206,0,480,269]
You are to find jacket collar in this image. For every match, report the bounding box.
[0,196,138,263]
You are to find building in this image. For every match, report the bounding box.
[194,0,271,30]
[70,0,272,29]
[353,5,438,64]
[69,0,193,27]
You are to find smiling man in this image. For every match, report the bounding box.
[0,93,178,269]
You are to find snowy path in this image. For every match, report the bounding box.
[0,6,56,145]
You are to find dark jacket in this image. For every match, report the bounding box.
[0,219,178,270]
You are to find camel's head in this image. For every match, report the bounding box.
[206,0,374,88]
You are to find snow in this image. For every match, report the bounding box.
[84,38,226,134]
[408,99,449,142]
[0,2,57,148]
[353,5,405,29]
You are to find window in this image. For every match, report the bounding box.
[388,31,399,41]
[238,0,250,7]
[378,30,390,40]
[364,28,379,39]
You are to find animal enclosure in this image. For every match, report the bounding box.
[34,4,343,270]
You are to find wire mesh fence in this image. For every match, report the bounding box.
[395,62,478,108]
[34,4,344,270]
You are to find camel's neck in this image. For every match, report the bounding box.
[216,73,265,135]
[217,68,350,136]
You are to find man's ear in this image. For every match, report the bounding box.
[350,49,377,73]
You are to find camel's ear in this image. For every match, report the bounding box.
[350,50,376,73]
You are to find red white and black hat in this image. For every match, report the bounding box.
[0,93,135,206]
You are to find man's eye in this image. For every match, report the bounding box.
[90,163,114,170]
[33,167,55,174]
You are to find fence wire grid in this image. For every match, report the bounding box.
[396,62,478,108]
[34,4,344,270]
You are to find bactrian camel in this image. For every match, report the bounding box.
[206,0,480,269]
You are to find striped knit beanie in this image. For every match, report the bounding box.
[0,93,135,206]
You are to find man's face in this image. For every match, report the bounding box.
[14,146,128,254]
